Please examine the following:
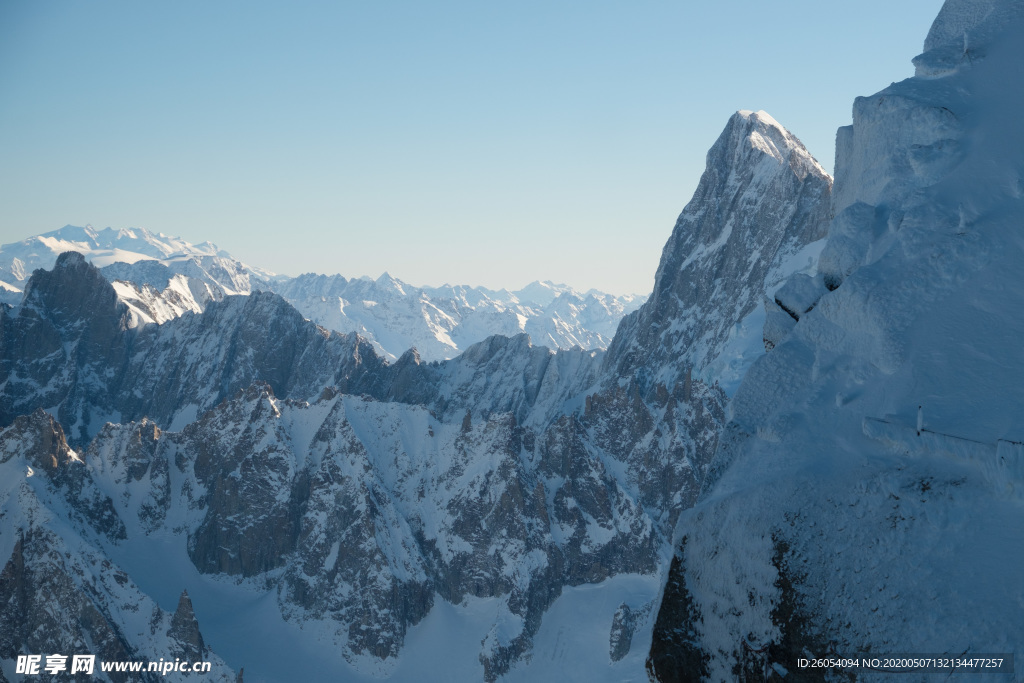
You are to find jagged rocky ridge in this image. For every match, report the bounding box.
[270,273,645,362]
[0,225,644,362]
[0,252,608,444]
[0,225,266,308]
[0,253,722,679]
[0,410,235,682]
[0,107,832,681]
[649,0,1024,680]
[605,110,832,395]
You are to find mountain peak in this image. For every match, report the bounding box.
[733,108,780,128]
[722,109,828,180]
[2,409,74,472]
[605,110,831,394]
[169,589,206,661]
[53,250,88,269]
[23,251,124,328]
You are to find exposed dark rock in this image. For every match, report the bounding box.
[168,590,206,662]
[0,410,126,541]
[647,540,709,683]
[0,531,141,683]
[609,603,636,662]
[0,106,834,681]
[605,110,831,397]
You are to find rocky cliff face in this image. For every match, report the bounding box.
[649,1,1024,680]
[0,107,834,681]
[0,225,269,309]
[0,411,235,682]
[0,254,607,446]
[605,110,832,394]
[0,252,389,442]
[0,224,644,361]
[73,376,720,678]
[0,253,722,679]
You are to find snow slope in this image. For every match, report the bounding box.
[0,411,237,683]
[605,110,831,397]
[243,273,644,362]
[0,225,643,360]
[0,225,271,305]
[0,251,723,680]
[0,105,835,683]
[650,1,1024,679]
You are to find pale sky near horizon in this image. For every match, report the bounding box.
[0,1,945,294]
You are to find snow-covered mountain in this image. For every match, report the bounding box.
[605,109,832,395]
[0,225,272,307]
[0,225,643,361]
[0,252,720,681]
[0,101,832,681]
[0,410,237,683]
[7,1,1016,678]
[271,274,644,362]
[649,0,1024,679]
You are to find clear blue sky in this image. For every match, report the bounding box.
[0,0,944,294]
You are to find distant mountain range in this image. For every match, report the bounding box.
[6,1,1015,677]
[0,105,831,681]
[0,225,644,362]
